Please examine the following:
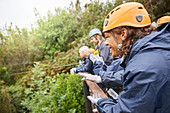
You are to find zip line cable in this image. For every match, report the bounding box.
[0,56,80,67]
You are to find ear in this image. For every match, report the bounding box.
[121,28,128,41]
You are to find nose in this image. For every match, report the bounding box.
[105,40,109,46]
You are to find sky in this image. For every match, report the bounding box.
[0,0,111,31]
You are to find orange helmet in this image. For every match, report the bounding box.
[103,2,151,32]
[89,48,95,55]
[156,16,170,25]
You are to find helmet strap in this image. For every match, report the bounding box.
[111,31,122,51]
[94,36,99,44]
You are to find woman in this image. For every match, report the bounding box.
[86,2,170,113]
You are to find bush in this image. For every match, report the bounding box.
[21,62,85,113]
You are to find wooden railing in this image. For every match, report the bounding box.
[83,80,108,113]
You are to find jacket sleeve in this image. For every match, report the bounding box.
[76,58,93,73]
[99,70,124,88]
[106,58,123,72]
[97,52,169,113]
[99,58,124,88]
[97,69,156,113]
[92,61,106,75]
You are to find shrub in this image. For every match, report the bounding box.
[21,62,85,113]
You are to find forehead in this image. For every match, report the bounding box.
[79,50,84,53]
[104,32,112,38]
[90,36,97,40]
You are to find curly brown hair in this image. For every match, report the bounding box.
[112,26,156,57]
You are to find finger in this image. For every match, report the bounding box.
[98,93,101,98]
[81,77,86,81]
[78,73,88,77]
[87,96,93,101]
[93,94,95,98]
[95,93,98,98]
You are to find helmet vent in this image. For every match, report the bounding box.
[136,15,143,22]
[138,7,143,9]
[106,15,110,19]
[104,20,109,26]
[115,7,120,11]
[111,10,114,15]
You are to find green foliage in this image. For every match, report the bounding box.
[20,62,85,113]
[6,85,26,113]
[0,62,85,113]
[0,66,8,76]
[0,24,42,77]
[34,9,83,60]
[0,66,12,85]
[0,80,16,113]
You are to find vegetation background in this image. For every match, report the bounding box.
[0,0,169,112]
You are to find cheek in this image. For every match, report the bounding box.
[108,38,118,57]
[91,39,95,42]
[107,38,115,48]
[80,53,83,57]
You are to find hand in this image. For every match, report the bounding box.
[89,54,104,64]
[70,68,76,75]
[87,93,102,105]
[78,73,102,83]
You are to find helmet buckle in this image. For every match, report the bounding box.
[136,15,143,22]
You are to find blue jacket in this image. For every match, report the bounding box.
[76,56,94,74]
[97,23,170,113]
[99,58,124,88]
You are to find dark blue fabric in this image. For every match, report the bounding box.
[93,57,122,75]
[75,57,94,74]
[106,58,122,72]
[100,70,124,89]
[93,61,106,75]
[99,58,124,88]
[97,23,170,113]
[92,57,124,92]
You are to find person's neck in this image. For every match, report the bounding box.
[84,56,88,59]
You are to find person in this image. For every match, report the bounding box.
[79,51,124,93]
[156,16,170,26]
[89,28,113,65]
[70,46,94,75]
[156,16,170,31]
[78,56,124,94]
[85,2,170,113]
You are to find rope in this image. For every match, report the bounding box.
[0,57,80,67]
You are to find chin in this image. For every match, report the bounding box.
[111,52,116,57]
